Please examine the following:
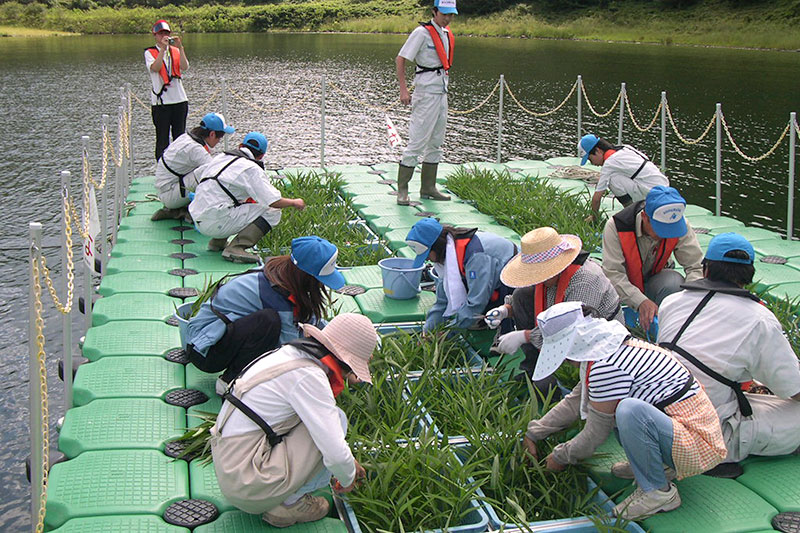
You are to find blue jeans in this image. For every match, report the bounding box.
[616,398,675,492]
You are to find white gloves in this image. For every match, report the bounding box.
[484,305,510,329]
[496,329,530,354]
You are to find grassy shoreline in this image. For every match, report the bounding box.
[1,1,799,50]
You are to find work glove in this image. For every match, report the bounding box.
[484,305,509,329]
[496,329,530,354]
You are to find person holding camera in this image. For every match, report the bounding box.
[145,19,189,161]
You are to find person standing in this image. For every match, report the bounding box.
[579,134,669,221]
[394,0,457,205]
[145,19,189,161]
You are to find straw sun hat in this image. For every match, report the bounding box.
[300,313,378,384]
[500,227,582,288]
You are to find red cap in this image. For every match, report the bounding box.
[151,20,171,34]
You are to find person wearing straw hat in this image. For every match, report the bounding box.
[187,236,344,391]
[151,112,235,222]
[485,227,621,387]
[145,19,189,161]
[523,301,726,521]
[405,217,517,332]
[602,185,703,333]
[394,0,457,205]
[190,132,306,263]
[578,134,669,222]
[210,312,377,528]
[657,233,800,464]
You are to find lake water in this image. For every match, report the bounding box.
[0,32,797,530]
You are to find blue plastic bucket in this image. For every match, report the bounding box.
[175,301,194,350]
[378,258,425,300]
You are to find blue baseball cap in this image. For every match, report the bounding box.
[200,113,235,134]
[290,236,345,290]
[242,132,268,155]
[706,233,755,264]
[578,134,600,166]
[644,186,687,239]
[406,218,444,268]
[434,0,458,14]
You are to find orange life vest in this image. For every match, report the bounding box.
[420,22,454,72]
[613,201,678,293]
[533,263,582,326]
[146,46,182,87]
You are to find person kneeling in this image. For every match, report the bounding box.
[210,313,377,528]
[523,302,726,521]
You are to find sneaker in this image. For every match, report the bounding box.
[262,494,330,528]
[612,483,681,520]
[612,461,677,481]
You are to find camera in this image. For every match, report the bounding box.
[168,37,176,44]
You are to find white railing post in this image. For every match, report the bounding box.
[496,74,504,164]
[576,75,582,156]
[100,115,110,273]
[81,135,93,331]
[221,78,229,153]
[715,103,722,217]
[28,221,44,530]
[114,105,124,238]
[617,83,626,145]
[121,95,130,194]
[321,74,326,168]
[660,91,667,171]
[60,171,73,410]
[125,83,134,183]
[788,112,796,240]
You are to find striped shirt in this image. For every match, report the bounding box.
[588,339,699,406]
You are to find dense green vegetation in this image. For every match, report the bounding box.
[1,0,799,50]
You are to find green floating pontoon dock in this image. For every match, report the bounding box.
[46,159,800,532]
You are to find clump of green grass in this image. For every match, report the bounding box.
[370,327,478,374]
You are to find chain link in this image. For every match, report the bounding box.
[795,118,800,142]
[580,83,622,118]
[504,80,577,117]
[326,81,405,113]
[30,254,50,533]
[665,100,716,145]
[187,88,222,121]
[624,92,662,132]
[228,86,319,115]
[450,79,501,115]
[719,110,790,162]
[129,90,151,111]
[38,193,75,314]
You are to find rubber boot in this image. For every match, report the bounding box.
[420,162,450,201]
[150,206,185,221]
[179,206,193,223]
[221,217,270,263]
[207,238,228,252]
[396,164,415,206]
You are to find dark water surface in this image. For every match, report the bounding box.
[0,32,797,530]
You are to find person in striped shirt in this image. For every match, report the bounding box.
[523,301,726,520]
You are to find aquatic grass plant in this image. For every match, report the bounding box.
[174,411,218,464]
[370,327,478,374]
[445,168,605,252]
[753,287,800,357]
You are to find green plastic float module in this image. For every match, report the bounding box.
[126,201,166,217]
[545,156,589,167]
[381,229,413,252]
[462,161,509,173]
[186,364,222,399]
[354,289,436,323]
[341,266,385,290]
[348,193,399,210]
[752,261,800,290]
[104,255,183,275]
[683,204,714,217]
[279,166,326,177]
[82,321,181,360]
[367,214,423,234]
[505,159,552,172]
[436,212,505,229]
[110,240,182,258]
[635,475,777,533]
[183,229,209,244]
[188,397,223,428]
[58,398,185,458]
[324,164,372,174]
[685,214,745,230]
[356,203,423,221]
[131,175,156,185]
[72,356,185,406]
[543,177,591,194]
[118,217,179,231]
[586,435,633,497]
[738,455,800,512]
[329,292,360,314]
[336,172,387,184]
[340,182,394,198]
[125,190,160,203]
[194,512,346,533]
[395,247,416,260]
[184,252,256,273]
[413,198,483,215]
[92,293,183,326]
[98,271,181,297]
[45,449,190,529]
[729,226,783,243]
[510,166,558,179]
[117,226,184,243]
[189,460,237,513]
[752,238,800,259]
[49,514,190,533]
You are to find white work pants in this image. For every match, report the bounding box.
[722,393,800,462]
[194,204,281,239]
[401,91,448,168]
[158,182,190,209]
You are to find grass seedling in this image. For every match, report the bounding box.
[370,327,477,374]
[173,410,218,464]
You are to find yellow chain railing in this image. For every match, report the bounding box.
[504,80,578,117]
[30,252,50,533]
[581,83,622,118]
[720,110,790,162]
[664,99,716,145]
[38,194,75,315]
[187,88,222,121]
[326,81,406,114]
[624,92,662,132]
[130,90,151,112]
[795,118,800,142]
[450,79,501,115]
[228,86,319,115]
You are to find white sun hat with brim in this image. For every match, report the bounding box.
[532,301,630,382]
[500,227,582,288]
[300,313,378,384]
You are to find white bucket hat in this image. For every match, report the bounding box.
[532,301,630,382]
[300,313,377,384]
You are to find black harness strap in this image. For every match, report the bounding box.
[654,376,695,412]
[222,391,284,447]
[659,291,753,417]
[416,65,443,75]
[160,157,188,197]
[199,156,244,207]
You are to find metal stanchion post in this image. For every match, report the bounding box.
[321,74,326,169]
[121,95,130,195]
[100,115,110,273]
[661,91,667,171]
[617,83,626,145]
[125,83,134,184]
[81,135,93,331]
[60,171,74,410]
[496,74,504,164]
[28,221,44,529]
[788,112,796,240]
[115,105,124,233]
[576,75,582,156]
[715,103,722,217]
[222,78,229,153]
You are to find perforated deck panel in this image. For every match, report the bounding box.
[48,514,190,532]
[111,240,182,258]
[72,356,185,405]
[354,289,436,323]
[738,456,800,512]
[92,293,183,326]
[98,271,182,297]
[82,322,181,360]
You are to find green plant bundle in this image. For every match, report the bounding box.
[445,168,605,252]
[174,410,218,465]
[753,287,800,357]
[370,328,477,374]
[258,171,391,267]
[345,435,484,533]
